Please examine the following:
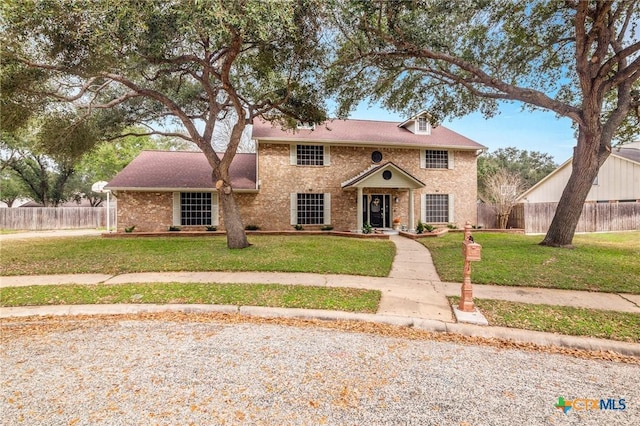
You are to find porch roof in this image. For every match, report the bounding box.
[341,162,425,190]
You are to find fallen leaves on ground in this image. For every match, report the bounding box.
[1,311,638,365]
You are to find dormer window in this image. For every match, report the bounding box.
[398,111,432,134]
[418,116,429,132]
[296,122,315,130]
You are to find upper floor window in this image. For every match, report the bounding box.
[296,122,315,130]
[424,150,449,169]
[418,116,429,132]
[295,144,325,166]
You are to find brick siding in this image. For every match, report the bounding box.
[116,144,478,232]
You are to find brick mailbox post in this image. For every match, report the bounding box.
[459,221,482,312]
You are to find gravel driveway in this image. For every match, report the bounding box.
[2,315,638,425]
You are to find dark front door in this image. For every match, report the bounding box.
[363,194,390,228]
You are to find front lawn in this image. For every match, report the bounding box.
[449,297,640,343]
[0,235,395,277]
[0,283,381,313]
[420,231,640,293]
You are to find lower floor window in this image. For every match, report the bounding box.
[181,192,212,226]
[424,194,449,222]
[297,193,324,224]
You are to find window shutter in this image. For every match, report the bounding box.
[448,151,455,169]
[323,145,331,166]
[420,193,426,223]
[172,192,181,226]
[420,150,426,169]
[290,193,297,225]
[290,145,297,165]
[323,193,331,225]
[448,194,455,222]
[211,193,219,226]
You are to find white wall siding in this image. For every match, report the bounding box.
[521,154,640,203]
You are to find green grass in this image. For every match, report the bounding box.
[0,235,395,277]
[0,283,381,313]
[449,296,640,343]
[420,231,640,293]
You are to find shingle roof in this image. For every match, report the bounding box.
[252,118,486,150]
[614,147,640,164]
[106,151,257,191]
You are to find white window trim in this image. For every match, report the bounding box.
[420,193,454,223]
[173,192,218,226]
[290,192,331,225]
[290,144,330,166]
[420,149,452,169]
[417,116,431,135]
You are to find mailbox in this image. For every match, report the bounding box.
[462,240,482,261]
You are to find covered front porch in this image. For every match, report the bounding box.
[341,162,425,232]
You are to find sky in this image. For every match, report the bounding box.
[347,101,578,164]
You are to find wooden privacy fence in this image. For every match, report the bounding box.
[479,202,640,233]
[0,207,116,230]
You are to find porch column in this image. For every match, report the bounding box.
[408,189,415,231]
[356,187,363,232]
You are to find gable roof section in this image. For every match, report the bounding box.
[106,150,257,191]
[614,147,640,164]
[252,118,486,150]
[342,162,425,189]
[517,146,640,202]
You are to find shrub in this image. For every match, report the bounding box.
[206,226,217,231]
[245,224,260,231]
[168,226,181,231]
[293,224,304,231]
[416,221,425,234]
[321,225,334,231]
[362,222,373,234]
[124,225,136,233]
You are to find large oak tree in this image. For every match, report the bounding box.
[329,0,640,246]
[1,0,327,248]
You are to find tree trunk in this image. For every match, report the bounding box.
[540,129,608,247]
[219,189,249,249]
[213,171,249,249]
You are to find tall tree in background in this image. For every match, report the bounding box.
[1,127,79,206]
[329,0,640,247]
[478,147,558,194]
[2,0,327,248]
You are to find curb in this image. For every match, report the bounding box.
[2,304,638,358]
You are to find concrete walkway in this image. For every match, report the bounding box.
[1,233,639,356]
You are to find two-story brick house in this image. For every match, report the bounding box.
[107,113,486,232]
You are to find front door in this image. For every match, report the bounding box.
[363,194,390,228]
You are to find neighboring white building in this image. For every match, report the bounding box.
[518,142,640,204]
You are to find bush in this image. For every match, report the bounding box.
[293,224,304,231]
[206,226,217,231]
[245,224,260,231]
[124,225,136,233]
[321,225,334,231]
[362,222,372,234]
[168,226,181,231]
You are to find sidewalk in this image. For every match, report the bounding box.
[1,234,638,356]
